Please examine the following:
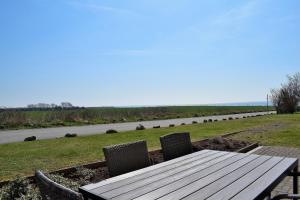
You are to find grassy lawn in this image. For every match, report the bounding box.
[231,113,300,147]
[0,113,298,181]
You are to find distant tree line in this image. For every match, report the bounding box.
[0,102,84,112]
[271,72,300,114]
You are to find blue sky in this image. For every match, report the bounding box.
[0,0,299,107]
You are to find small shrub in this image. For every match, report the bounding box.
[121,118,127,122]
[69,167,96,186]
[65,133,77,138]
[176,116,181,118]
[208,119,213,122]
[181,123,186,125]
[192,121,198,124]
[0,125,5,129]
[106,129,118,134]
[235,117,239,120]
[223,118,227,121]
[214,119,218,122]
[169,124,175,127]
[228,117,233,120]
[48,173,80,191]
[153,126,160,129]
[0,177,30,199]
[193,114,200,117]
[136,124,145,130]
[203,120,207,123]
[24,136,36,142]
[243,116,246,118]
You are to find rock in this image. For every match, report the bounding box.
[106,129,118,134]
[65,133,77,138]
[24,136,36,142]
[136,124,145,130]
[224,140,235,149]
[212,137,225,144]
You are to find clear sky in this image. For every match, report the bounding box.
[0,0,299,107]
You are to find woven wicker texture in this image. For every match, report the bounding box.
[35,170,83,200]
[103,140,150,177]
[160,132,193,161]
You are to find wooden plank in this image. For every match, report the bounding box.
[90,150,221,194]
[182,155,270,200]
[106,152,237,200]
[82,149,212,191]
[81,150,211,190]
[207,157,284,200]
[100,151,231,198]
[156,154,262,200]
[134,154,258,200]
[231,158,298,200]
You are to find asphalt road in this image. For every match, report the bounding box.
[0,111,275,144]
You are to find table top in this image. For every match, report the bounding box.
[79,149,298,200]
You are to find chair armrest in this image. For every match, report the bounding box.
[272,193,300,200]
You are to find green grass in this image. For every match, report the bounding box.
[0,113,293,181]
[0,106,271,130]
[231,113,300,147]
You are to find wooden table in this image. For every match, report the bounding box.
[79,150,298,200]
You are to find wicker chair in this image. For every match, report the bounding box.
[160,132,193,161]
[271,194,300,200]
[103,140,151,177]
[35,170,83,200]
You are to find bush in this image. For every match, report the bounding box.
[235,117,239,120]
[223,118,227,121]
[136,124,145,130]
[193,114,200,117]
[48,173,80,192]
[192,121,198,124]
[24,136,36,142]
[228,117,233,120]
[208,119,213,122]
[106,129,118,134]
[181,123,186,125]
[153,126,160,129]
[0,177,40,200]
[65,133,77,138]
[214,119,218,122]
[243,116,246,118]
[203,120,207,123]
[69,167,96,186]
[169,124,175,127]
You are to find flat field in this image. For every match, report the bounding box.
[1,113,299,181]
[0,106,270,130]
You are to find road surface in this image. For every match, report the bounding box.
[0,111,275,144]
